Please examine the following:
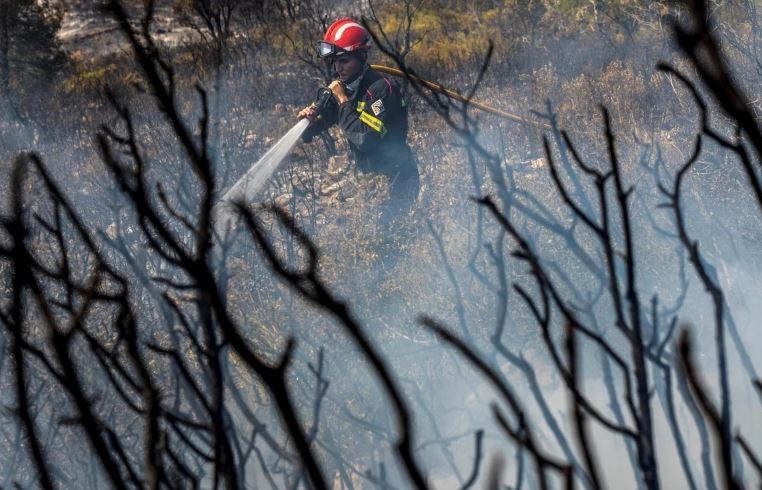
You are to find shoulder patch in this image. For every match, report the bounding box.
[371,99,384,116]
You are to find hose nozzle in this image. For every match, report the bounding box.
[313,87,337,119]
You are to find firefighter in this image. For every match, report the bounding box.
[298,18,420,229]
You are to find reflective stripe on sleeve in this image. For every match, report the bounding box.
[356,103,386,134]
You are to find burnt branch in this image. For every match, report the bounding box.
[677,330,740,490]
[238,204,427,490]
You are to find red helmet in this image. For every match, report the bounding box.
[317,18,371,58]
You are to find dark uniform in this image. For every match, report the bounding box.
[303,67,420,225]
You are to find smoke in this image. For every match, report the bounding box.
[2,1,762,489]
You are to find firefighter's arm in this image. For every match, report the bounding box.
[299,104,336,143]
[336,78,395,152]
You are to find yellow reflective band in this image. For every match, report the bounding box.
[358,111,385,134]
[355,100,386,134]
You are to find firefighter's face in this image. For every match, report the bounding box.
[332,54,363,81]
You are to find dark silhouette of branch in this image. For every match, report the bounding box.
[1,155,57,490]
[735,431,762,480]
[100,4,332,488]
[459,430,484,490]
[478,195,638,440]
[673,0,762,168]
[677,330,741,490]
[485,228,592,487]
[419,316,572,490]
[658,133,736,485]
[289,349,330,490]
[565,323,603,490]
[4,1,762,488]
[238,204,428,489]
[655,63,762,213]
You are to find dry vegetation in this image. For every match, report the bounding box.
[2,0,762,488]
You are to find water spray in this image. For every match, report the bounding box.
[213,118,309,235]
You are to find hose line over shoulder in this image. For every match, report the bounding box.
[370,64,551,130]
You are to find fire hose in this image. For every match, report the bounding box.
[370,64,551,130]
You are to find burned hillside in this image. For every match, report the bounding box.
[1,1,762,488]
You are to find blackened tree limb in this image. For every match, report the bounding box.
[655,62,762,214]
[419,316,572,490]
[486,233,591,487]
[603,109,659,490]
[565,323,603,490]
[479,197,638,440]
[459,430,484,490]
[735,432,762,480]
[659,135,735,485]
[647,350,699,490]
[3,157,57,490]
[677,331,740,489]
[239,205,427,490]
[50,325,132,490]
[100,3,332,487]
[674,0,762,169]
